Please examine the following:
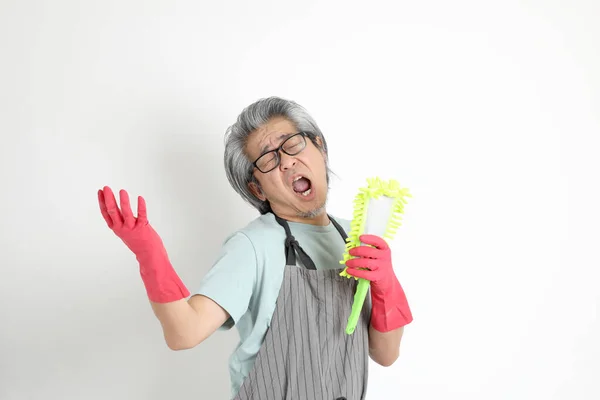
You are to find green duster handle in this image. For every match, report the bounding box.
[346,278,370,334]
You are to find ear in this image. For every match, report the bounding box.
[315,136,323,147]
[315,136,327,159]
[249,181,266,201]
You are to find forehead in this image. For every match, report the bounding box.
[246,117,298,157]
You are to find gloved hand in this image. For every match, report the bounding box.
[98,186,190,303]
[345,234,413,332]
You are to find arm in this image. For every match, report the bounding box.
[368,325,404,367]
[151,295,230,350]
[345,234,413,367]
[98,186,229,349]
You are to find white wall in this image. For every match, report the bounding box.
[1,1,599,399]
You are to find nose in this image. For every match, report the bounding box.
[279,152,297,170]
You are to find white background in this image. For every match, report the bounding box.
[1,1,599,399]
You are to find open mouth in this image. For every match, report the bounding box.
[292,175,313,197]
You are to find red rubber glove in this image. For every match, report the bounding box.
[98,186,190,303]
[345,234,413,332]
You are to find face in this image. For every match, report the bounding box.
[246,117,329,224]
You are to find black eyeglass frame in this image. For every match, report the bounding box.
[252,131,311,173]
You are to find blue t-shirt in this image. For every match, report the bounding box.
[194,212,351,398]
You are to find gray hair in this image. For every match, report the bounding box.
[223,96,331,214]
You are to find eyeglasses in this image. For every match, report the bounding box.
[252,131,309,173]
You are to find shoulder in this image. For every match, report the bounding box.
[228,213,352,246]
[220,213,286,263]
[236,213,284,242]
[221,213,281,241]
[330,214,352,233]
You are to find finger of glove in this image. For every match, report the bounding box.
[345,267,374,281]
[360,234,389,250]
[137,196,148,224]
[345,257,381,271]
[102,186,123,228]
[349,244,382,259]
[119,190,135,229]
[97,189,113,229]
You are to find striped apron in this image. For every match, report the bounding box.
[233,213,371,400]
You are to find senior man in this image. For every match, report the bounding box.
[98,96,413,400]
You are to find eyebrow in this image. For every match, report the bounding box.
[260,133,294,154]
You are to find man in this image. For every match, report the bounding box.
[97,97,413,400]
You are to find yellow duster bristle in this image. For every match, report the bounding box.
[339,177,411,280]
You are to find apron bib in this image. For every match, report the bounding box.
[233,214,371,400]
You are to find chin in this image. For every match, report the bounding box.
[297,196,327,219]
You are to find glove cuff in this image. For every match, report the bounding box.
[137,250,190,303]
[370,276,413,332]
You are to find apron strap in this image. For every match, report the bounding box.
[272,213,349,270]
[328,215,349,242]
[273,213,317,270]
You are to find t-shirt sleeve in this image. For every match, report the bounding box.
[194,231,257,330]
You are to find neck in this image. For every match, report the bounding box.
[275,208,330,226]
[300,211,330,226]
